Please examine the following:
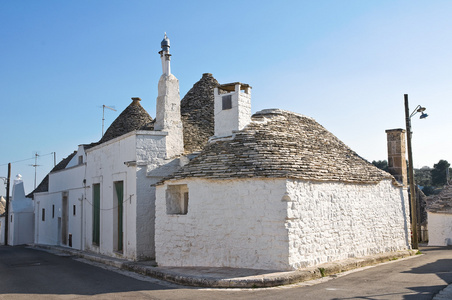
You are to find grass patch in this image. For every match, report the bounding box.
[416,250,422,255]
[389,257,398,261]
[319,268,326,277]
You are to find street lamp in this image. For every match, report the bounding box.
[404,94,428,249]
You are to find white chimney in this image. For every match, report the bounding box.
[214,82,251,137]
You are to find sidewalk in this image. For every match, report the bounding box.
[31,244,420,288]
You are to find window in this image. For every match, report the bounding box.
[78,156,83,164]
[222,95,232,110]
[52,205,55,218]
[42,208,45,221]
[166,184,189,215]
[73,205,76,216]
[92,184,100,245]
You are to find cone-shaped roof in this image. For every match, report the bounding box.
[162,109,392,184]
[427,182,452,213]
[181,73,219,153]
[100,98,153,144]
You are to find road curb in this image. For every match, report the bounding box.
[31,244,418,288]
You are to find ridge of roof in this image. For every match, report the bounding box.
[159,109,393,184]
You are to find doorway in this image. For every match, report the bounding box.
[61,192,68,245]
[113,181,123,253]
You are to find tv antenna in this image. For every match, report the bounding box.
[101,105,117,137]
[29,152,40,189]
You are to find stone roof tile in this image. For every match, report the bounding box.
[161,109,392,184]
[181,73,219,153]
[100,98,153,144]
[426,182,452,213]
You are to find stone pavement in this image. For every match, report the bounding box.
[31,244,422,289]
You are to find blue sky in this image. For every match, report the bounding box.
[1,0,451,195]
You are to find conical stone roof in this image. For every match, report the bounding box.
[100,98,153,144]
[181,73,219,153]
[162,109,393,184]
[427,182,452,213]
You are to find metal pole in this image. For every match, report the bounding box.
[404,94,419,249]
[5,163,11,245]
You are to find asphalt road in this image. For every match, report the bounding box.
[0,245,451,299]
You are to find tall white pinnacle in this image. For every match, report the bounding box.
[159,32,171,75]
[155,33,183,158]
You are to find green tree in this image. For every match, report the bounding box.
[421,186,436,196]
[431,160,451,186]
[414,167,432,187]
[372,160,388,172]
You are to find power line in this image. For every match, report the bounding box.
[0,152,54,167]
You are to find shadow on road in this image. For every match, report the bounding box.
[403,246,452,299]
[0,245,176,296]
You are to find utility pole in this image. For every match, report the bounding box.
[404,94,429,249]
[5,163,11,245]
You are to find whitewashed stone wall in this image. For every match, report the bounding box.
[85,130,174,260]
[86,133,139,260]
[427,212,452,246]
[155,177,410,271]
[34,164,85,249]
[285,179,411,269]
[155,178,289,270]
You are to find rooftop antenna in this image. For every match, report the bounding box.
[102,105,117,137]
[29,152,40,189]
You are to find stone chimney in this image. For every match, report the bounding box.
[214,82,251,137]
[386,129,408,187]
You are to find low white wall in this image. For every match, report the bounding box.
[427,212,452,246]
[34,188,84,249]
[10,212,34,245]
[285,179,411,268]
[155,178,289,270]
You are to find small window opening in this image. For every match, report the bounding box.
[52,205,55,218]
[78,156,83,164]
[166,184,189,215]
[42,208,46,221]
[222,95,232,110]
[73,205,76,216]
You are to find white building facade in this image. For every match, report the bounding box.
[9,175,34,246]
[33,146,86,249]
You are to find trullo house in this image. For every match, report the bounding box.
[154,82,411,271]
